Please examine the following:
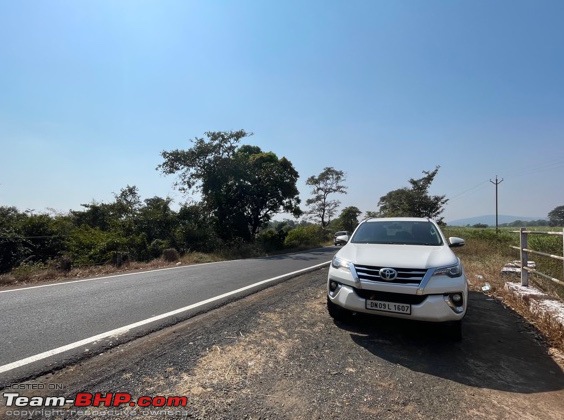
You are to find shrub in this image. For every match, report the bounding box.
[284,225,325,249]
[162,248,180,262]
[256,228,287,252]
[56,255,73,272]
[67,226,128,266]
[148,239,168,260]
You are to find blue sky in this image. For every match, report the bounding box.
[1,0,563,223]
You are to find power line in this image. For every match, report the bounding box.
[448,179,491,201]
[504,155,564,179]
[446,155,563,204]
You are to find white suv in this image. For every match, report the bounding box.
[327,217,467,339]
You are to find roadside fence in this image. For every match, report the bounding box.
[510,227,564,287]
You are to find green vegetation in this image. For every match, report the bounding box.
[371,166,448,224]
[328,206,362,233]
[0,131,329,281]
[284,225,325,249]
[157,130,301,241]
[548,205,564,226]
[0,192,330,283]
[444,226,564,299]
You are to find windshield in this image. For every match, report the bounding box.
[351,221,443,246]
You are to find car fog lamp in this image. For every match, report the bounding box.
[329,280,339,292]
[451,293,462,303]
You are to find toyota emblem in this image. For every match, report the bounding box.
[380,268,397,281]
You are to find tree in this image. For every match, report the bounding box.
[548,205,564,226]
[305,167,347,227]
[377,166,448,223]
[331,206,362,232]
[234,146,302,237]
[113,185,142,220]
[364,211,379,219]
[71,201,116,231]
[158,130,301,241]
[136,196,176,244]
[71,186,142,235]
[175,203,219,252]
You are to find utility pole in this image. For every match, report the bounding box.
[490,175,503,233]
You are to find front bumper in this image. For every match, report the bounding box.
[327,267,467,322]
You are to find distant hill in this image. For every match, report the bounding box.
[448,215,546,227]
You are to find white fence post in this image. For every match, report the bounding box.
[520,227,528,287]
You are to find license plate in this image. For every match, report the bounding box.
[365,300,411,315]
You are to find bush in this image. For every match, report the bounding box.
[256,228,287,252]
[56,255,73,272]
[162,248,180,262]
[0,232,28,274]
[284,225,325,249]
[67,226,128,266]
[148,239,168,260]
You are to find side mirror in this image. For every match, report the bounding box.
[448,237,465,248]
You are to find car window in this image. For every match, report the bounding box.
[351,221,442,245]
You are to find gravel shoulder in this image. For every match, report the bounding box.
[2,268,564,419]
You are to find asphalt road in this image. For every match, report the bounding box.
[0,248,334,384]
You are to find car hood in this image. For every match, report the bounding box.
[337,243,458,269]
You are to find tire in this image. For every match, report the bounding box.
[327,297,352,322]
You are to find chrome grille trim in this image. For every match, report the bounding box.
[353,264,427,285]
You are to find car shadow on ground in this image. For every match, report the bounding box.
[338,291,564,393]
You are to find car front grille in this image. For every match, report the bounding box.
[353,264,426,285]
[353,288,428,305]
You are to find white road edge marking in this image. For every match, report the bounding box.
[0,261,330,374]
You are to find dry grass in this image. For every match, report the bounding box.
[174,309,302,397]
[0,252,225,288]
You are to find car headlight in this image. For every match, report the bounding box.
[433,261,463,278]
[331,256,350,270]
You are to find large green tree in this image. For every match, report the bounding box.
[377,166,448,223]
[305,167,347,227]
[548,205,564,226]
[157,130,301,241]
[330,206,362,232]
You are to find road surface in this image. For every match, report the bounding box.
[0,248,334,384]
